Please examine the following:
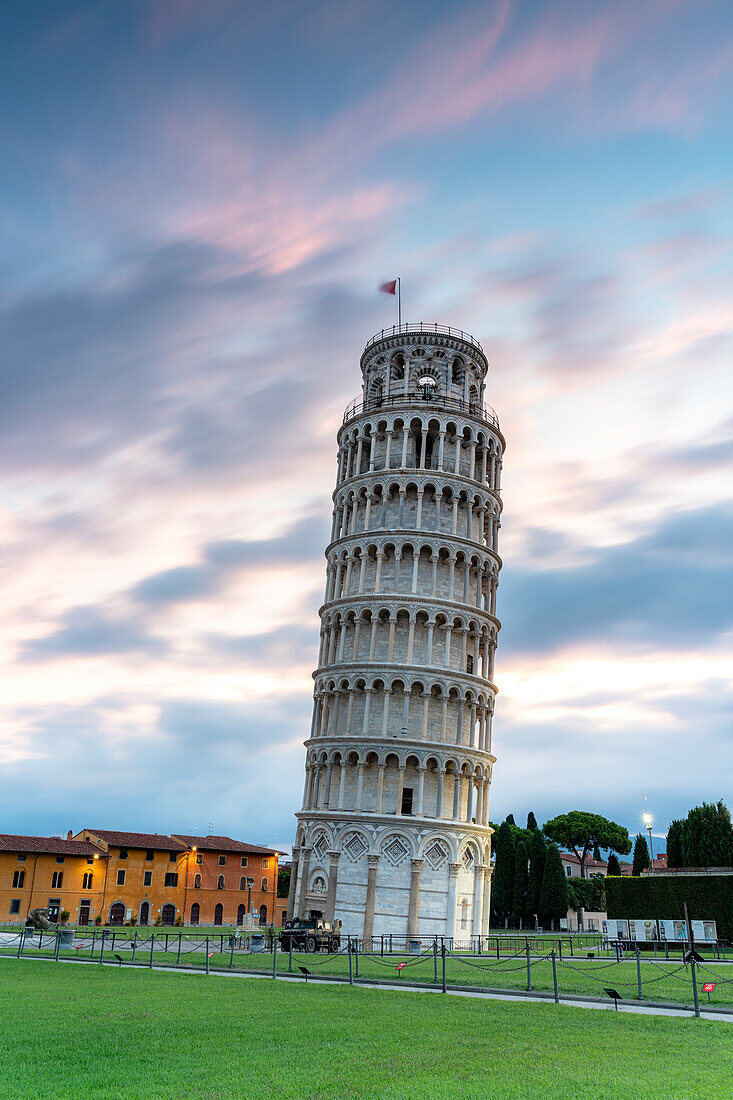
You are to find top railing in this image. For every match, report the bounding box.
[342,390,500,429]
[362,323,485,356]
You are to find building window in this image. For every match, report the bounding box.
[566,867,572,877]
[218,855,226,866]
[164,873,178,888]
[12,870,25,889]
[145,849,154,862]
[217,875,225,890]
[86,857,94,864]
[143,871,152,887]
[56,856,65,864]
[119,847,128,859]
[51,871,63,889]
[82,872,93,890]
[262,858,269,869]
[194,874,201,889]
[261,878,268,892]
[240,876,247,891]
[10,899,21,914]
[116,870,126,886]
[241,857,248,868]
[196,854,203,864]
[17,854,27,862]
[168,851,176,862]
[401,787,414,815]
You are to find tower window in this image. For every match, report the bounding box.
[401,788,414,816]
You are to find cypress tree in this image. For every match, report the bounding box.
[666,819,684,868]
[527,829,546,922]
[526,811,538,832]
[539,844,568,930]
[606,853,621,876]
[505,814,516,826]
[593,844,602,862]
[632,834,651,876]
[512,840,529,923]
[491,821,515,922]
[682,802,733,868]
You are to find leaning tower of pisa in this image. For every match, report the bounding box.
[286,323,504,941]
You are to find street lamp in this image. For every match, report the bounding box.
[643,813,654,864]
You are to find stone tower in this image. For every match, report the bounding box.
[286,323,504,941]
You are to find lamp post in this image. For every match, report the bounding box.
[643,814,654,865]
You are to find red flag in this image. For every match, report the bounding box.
[380,279,397,295]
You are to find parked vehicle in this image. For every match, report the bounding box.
[279,915,341,953]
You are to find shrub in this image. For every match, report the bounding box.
[154,916,162,926]
[175,915,183,927]
[94,915,102,926]
[60,911,70,924]
[606,875,733,941]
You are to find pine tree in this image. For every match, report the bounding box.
[666,819,685,868]
[512,841,529,923]
[631,833,651,876]
[491,821,515,922]
[593,844,602,862]
[527,828,546,921]
[526,811,538,832]
[539,844,568,930]
[606,853,621,876]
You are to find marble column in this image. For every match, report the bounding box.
[406,859,424,938]
[325,851,340,921]
[297,847,312,918]
[446,862,460,941]
[286,846,300,922]
[362,854,380,945]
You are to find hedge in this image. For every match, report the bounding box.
[605,875,733,942]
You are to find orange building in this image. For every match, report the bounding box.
[0,834,106,925]
[171,834,279,927]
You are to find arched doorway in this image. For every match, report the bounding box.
[139,901,150,926]
[109,902,125,926]
[258,904,267,926]
[161,904,175,926]
[214,903,223,926]
[190,903,200,926]
[237,904,246,926]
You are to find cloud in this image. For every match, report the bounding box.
[500,503,733,656]
[22,607,166,660]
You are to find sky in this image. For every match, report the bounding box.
[1,0,732,852]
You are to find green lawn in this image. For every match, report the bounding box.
[0,963,730,1100]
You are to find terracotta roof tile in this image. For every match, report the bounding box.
[0,834,103,857]
[172,834,279,855]
[82,830,187,851]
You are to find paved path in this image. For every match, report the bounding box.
[3,953,731,1023]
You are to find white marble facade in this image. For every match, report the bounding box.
[286,326,504,940]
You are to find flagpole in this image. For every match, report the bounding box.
[398,278,401,331]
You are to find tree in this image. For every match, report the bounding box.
[666,819,685,868]
[543,811,631,878]
[606,853,621,876]
[491,821,515,923]
[527,829,546,921]
[682,802,733,868]
[539,844,568,930]
[277,864,291,899]
[526,811,539,832]
[567,877,605,914]
[593,844,602,862]
[505,814,516,826]
[631,834,651,876]
[512,841,529,924]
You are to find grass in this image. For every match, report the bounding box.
[0,962,731,1099]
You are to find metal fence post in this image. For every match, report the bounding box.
[434,940,438,984]
[205,937,210,975]
[635,944,643,1001]
[91,930,96,959]
[99,932,105,965]
[441,942,447,993]
[348,941,354,984]
[149,933,154,968]
[526,941,532,992]
[690,955,700,1018]
[55,929,61,961]
[272,934,278,979]
[354,939,359,979]
[132,936,137,965]
[112,932,116,954]
[177,933,183,966]
[289,935,293,972]
[551,950,559,1003]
